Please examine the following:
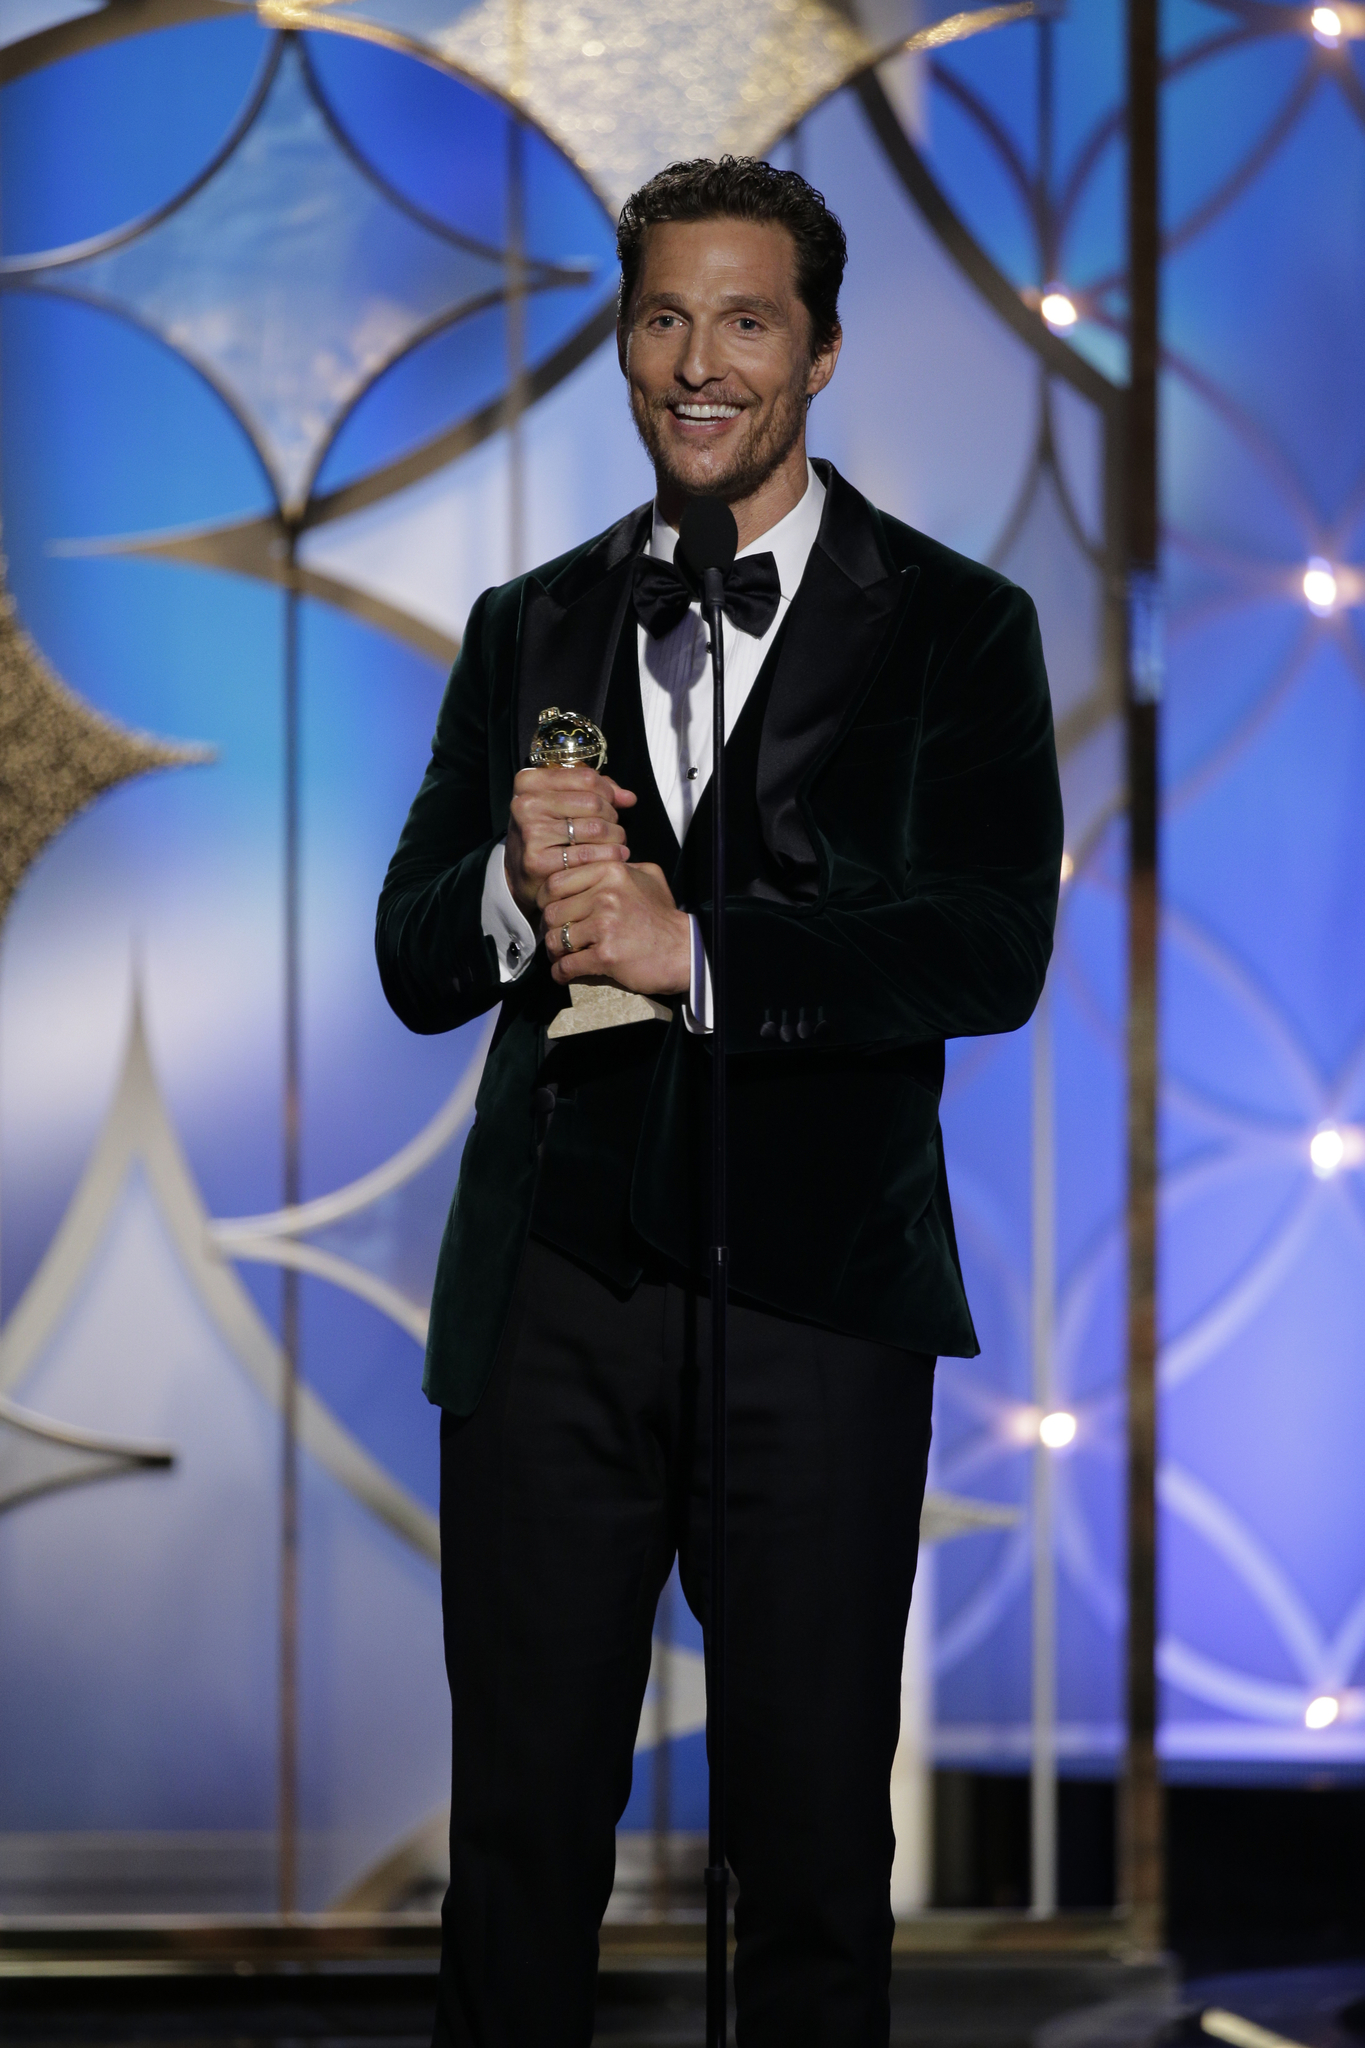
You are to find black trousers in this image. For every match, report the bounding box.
[434,1236,934,2048]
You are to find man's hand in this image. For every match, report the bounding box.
[539,859,691,998]
[505,765,636,922]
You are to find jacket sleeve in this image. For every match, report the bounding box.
[722,582,1064,1052]
[375,592,507,1035]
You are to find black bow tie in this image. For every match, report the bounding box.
[631,548,782,641]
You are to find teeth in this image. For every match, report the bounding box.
[674,403,741,420]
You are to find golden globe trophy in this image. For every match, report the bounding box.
[530,707,672,1040]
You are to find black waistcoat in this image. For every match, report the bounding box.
[530,607,786,1286]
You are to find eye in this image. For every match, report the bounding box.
[734,317,762,332]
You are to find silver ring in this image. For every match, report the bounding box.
[566,817,576,844]
[562,846,570,870]
[561,922,574,953]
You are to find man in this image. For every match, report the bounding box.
[377,157,1062,2048]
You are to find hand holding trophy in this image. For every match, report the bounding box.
[530,707,673,1040]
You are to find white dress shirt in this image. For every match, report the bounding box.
[482,461,827,1028]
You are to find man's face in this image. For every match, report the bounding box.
[619,216,839,503]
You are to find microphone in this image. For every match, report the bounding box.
[679,497,739,607]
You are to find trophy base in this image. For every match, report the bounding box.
[546,982,672,1038]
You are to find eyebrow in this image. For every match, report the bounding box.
[635,290,788,320]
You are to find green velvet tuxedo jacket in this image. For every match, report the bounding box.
[376,461,1063,1416]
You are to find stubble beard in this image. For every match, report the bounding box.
[630,375,808,504]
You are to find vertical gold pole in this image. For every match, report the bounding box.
[505,5,528,580]
[1120,0,1164,1954]
[278,555,301,1918]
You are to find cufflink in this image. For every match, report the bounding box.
[508,939,521,967]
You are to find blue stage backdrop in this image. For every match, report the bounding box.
[0,0,1361,1914]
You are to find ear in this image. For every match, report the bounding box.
[806,324,842,400]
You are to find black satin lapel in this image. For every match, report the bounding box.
[756,532,916,893]
[514,547,640,771]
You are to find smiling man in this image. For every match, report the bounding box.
[377,158,1063,2048]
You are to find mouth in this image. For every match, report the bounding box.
[666,399,746,434]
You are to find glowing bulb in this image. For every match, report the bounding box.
[1305,1694,1340,1729]
[1060,851,1075,885]
[1039,1410,1077,1449]
[1311,6,1342,44]
[1303,558,1338,613]
[1311,1126,1346,1177]
[1040,289,1078,332]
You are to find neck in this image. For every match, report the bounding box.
[655,433,810,550]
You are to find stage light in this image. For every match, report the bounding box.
[1303,558,1338,613]
[1060,850,1075,884]
[1311,6,1342,45]
[1040,289,1078,332]
[1039,1410,1077,1449]
[1305,1694,1340,1728]
[1310,1126,1346,1177]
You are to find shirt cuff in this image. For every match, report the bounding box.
[481,841,536,983]
[683,914,713,1035]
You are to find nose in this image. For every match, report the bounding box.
[674,315,727,392]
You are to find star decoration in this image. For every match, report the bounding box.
[0,568,208,926]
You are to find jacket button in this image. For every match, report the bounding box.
[779,1009,794,1044]
[532,1086,557,1117]
[759,1009,777,1042]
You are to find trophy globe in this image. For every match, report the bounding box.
[529,708,672,1039]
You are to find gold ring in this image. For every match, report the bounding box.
[561,922,573,953]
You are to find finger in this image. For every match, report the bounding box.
[525,846,631,893]
[545,910,595,965]
[514,764,602,790]
[516,826,628,877]
[512,803,626,849]
[552,950,609,983]
[526,812,627,843]
[513,800,624,840]
[535,859,628,913]
[514,765,637,811]
[513,766,620,803]
[551,937,612,982]
[521,823,629,866]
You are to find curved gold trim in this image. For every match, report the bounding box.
[50,295,619,659]
[0,1390,174,1519]
[0,0,619,237]
[0,993,442,1565]
[1,0,244,83]
[0,36,283,276]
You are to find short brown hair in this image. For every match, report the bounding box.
[616,156,847,356]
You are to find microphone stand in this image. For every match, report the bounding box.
[701,562,730,2048]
